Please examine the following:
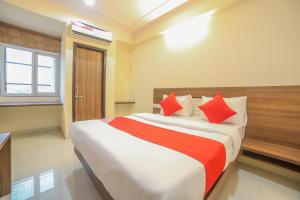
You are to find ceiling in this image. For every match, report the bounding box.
[0,1,66,38]
[1,0,241,43]
[3,0,190,32]
[51,0,182,27]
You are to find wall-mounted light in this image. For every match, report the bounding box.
[161,10,215,50]
[83,0,95,6]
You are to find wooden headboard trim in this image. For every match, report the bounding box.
[153,86,300,149]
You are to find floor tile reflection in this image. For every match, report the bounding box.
[11,131,102,200]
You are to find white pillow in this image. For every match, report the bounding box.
[191,98,202,116]
[200,96,248,126]
[160,95,193,117]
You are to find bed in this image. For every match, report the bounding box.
[70,113,244,200]
[70,85,300,200]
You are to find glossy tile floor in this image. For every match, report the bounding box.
[3,131,300,200]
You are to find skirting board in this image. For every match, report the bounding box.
[0,194,11,200]
[239,155,300,182]
[11,126,62,136]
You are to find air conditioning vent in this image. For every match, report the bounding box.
[71,21,113,43]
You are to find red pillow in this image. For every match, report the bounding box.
[199,94,236,124]
[160,92,182,116]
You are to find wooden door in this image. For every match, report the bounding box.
[74,45,105,121]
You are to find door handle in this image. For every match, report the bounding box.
[75,96,84,100]
[76,86,79,96]
[75,86,84,100]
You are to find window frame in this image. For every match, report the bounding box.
[0,44,60,97]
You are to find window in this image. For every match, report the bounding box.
[37,54,57,93]
[1,45,59,96]
[5,47,33,94]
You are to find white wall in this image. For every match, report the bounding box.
[131,0,300,113]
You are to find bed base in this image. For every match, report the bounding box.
[74,147,238,200]
[74,148,113,200]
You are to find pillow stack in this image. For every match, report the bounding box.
[160,93,192,117]
[159,92,247,126]
[200,95,248,125]
[199,94,236,124]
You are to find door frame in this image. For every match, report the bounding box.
[72,42,107,121]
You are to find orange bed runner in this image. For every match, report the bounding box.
[109,117,226,194]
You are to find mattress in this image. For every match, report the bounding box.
[70,113,242,200]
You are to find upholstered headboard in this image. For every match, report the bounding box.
[153,86,300,149]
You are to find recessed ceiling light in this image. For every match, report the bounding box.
[146,0,188,20]
[83,0,95,6]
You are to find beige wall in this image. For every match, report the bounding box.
[115,41,132,101]
[131,0,300,113]
[0,105,61,133]
[114,41,133,116]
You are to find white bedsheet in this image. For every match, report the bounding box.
[70,113,242,200]
[160,115,246,139]
[132,113,242,161]
[155,115,246,140]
